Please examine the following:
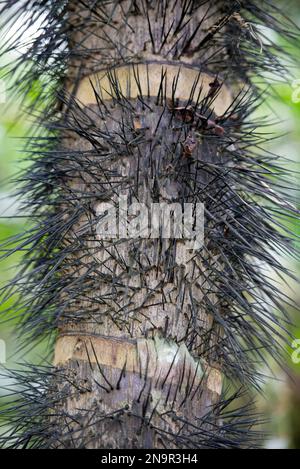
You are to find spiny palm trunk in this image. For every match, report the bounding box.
[0,0,297,449]
[53,1,227,448]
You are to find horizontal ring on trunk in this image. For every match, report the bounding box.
[72,62,232,116]
[54,333,222,396]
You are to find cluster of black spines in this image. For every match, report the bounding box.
[0,0,299,449]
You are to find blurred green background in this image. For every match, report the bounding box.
[0,3,299,449]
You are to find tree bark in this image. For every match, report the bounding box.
[52,0,232,448]
[3,0,295,450]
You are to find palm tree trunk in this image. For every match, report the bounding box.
[51,0,230,448]
[1,0,297,450]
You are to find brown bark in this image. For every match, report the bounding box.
[52,1,232,448]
